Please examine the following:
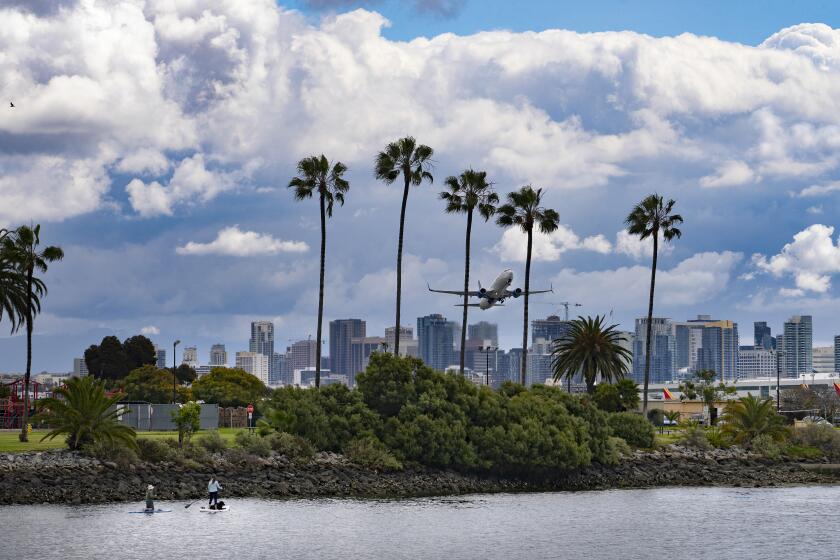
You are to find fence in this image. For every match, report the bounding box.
[218,407,248,428]
[113,402,219,431]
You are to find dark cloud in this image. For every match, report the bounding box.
[300,0,465,18]
[0,0,77,16]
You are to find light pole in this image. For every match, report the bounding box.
[173,339,181,404]
[479,346,497,387]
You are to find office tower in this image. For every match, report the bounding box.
[271,353,287,385]
[330,319,366,383]
[235,351,269,385]
[696,320,739,382]
[154,346,167,369]
[417,314,456,371]
[674,322,704,373]
[531,315,571,344]
[209,344,228,367]
[737,347,777,379]
[182,346,198,368]
[835,335,840,374]
[813,346,834,374]
[507,348,524,384]
[617,331,634,374]
[782,315,813,378]
[72,358,88,377]
[754,322,775,350]
[289,339,318,371]
[467,321,499,347]
[351,336,387,379]
[385,326,414,354]
[632,317,676,384]
[250,321,275,376]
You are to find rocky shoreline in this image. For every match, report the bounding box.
[1,446,838,505]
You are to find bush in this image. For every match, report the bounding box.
[792,424,840,459]
[751,434,782,460]
[178,441,210,464]
[593,384,622,413]
[705,426,731,449]
[785,445,824,460]
[343,436,402,471]
[679,421,711,450]
[608,412,655,448]
[196,431,228,453]
[83,440,139,467]
[647,408,664,427]
[136,438,171,463]
[601,436,632,465]
[235,431,271,458]
[266,432,315,463]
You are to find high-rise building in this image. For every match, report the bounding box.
[782,315,813,378]
[507,348,524,384]
[813,346,834,374]
[754,322,775,350]
[250,321,275,377]
[696,320,739,382]
[674,322,705,374]
[72,358,88,377]
[154,346,167,369]
[330,319,366,383]
[271,352,288,385]
[835,335,840,374]
[385,326,414,355]
[467,321,499,347]
[531,315,570,344]
[528,337,554,387]
[182,346,198,368]
[235,351,269,385]
[209,344,228,367]
[632,317,676,384]
[617,331,634,374]
[738,346,777,379]
[289,339,318,371]
[351,336,387,379]
[417,314,456,371]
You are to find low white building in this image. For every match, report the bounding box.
[738,347,777,379]
[813,346,835,374]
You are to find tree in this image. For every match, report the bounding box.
[85,336,132,380]
[289,154,349,388]
[496,186,559,384]
[593,384,622,412]
[374,136,434,357]
[191,367,269,407]
[721,394,788,444]
[2,224,63,442]
[171,401,201,445]
[678,369,736,425]
[173,363,197,384]
[37,376,137,451]
[624,194,682,413]
[440,169,498,375]
[0,228,31,335]
[664,409,681,428]
[123,335,156,370]
[551,315,632,394]
[121,365,190,403]
[616,378,640,411]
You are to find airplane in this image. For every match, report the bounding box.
[427,269,552,310]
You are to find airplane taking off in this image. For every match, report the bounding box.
[428,269,552,310]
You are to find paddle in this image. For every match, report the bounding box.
[185,499,202,509]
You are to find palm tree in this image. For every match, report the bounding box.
[289,155,349,388]
[551,315,632,394]
[496,186,559,385]
[2,224,63,442]
[374,137,434,356]
[0,228,30,334]
[721,394,788,444]
[440,169,498,376]
[38,375,137,451]
[625,194,682,413]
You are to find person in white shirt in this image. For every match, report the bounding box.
[208,476,222,508]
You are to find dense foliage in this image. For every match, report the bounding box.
[720,394,787,444]
[551,315,632,394]
[607,412,655,448]
[172,401,201,444]
[593,379,640,413]
[191,367,269,407]
[85,334,156,381]
[120,365,191,403]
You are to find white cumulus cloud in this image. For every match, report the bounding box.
[752,224,840,294]
[699,160,757,188]
[614,230,675,260]
[140,325,160,336]
[176,226,309,256]
[493,225,612,262]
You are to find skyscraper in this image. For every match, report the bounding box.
[154,346,167,369]
[182,346,198,368]
[351,336,387,378]
[813,346,834,374]
[385,326,414,355]
[754,321,775,350]
[835,335,840,374]
[673,322,704,373]
[782,315,813,379]
[329,319,366,383]
[632,317,676,384]
[531,315,570,344]
[467,321,499,347]
[417,314,456,371]
[250,321,275,377]
[696,320,739,382]
[271,352,288,385]
[72,358,88,377]
[289,339,318,372]
[209,344,227,367]
[235,351,269,385]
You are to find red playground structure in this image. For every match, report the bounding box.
[0,378,44,429]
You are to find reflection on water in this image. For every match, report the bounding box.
[2,486,838,559]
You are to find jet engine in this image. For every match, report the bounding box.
[512,288,522,298]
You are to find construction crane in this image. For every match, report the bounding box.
[558,302,582,321]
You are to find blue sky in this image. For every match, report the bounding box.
[3,0,840,372]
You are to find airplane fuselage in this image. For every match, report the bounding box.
[427,269,549,310]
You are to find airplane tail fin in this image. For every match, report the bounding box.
[478,280,482,290]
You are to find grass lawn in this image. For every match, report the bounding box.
[655,431,682,446]
[0,428,245,453]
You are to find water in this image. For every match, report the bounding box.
[2,486,837,559]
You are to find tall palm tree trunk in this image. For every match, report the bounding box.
[521,228,533,385]
[459,209,473,376]
[642,230,659,413]
[315,193,327,388]
[19,268,33,442]
[394,174,410,357]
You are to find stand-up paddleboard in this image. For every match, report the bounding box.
[129,509,172,514]
[199,506,230,513]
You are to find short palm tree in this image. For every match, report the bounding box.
[289,155,349,388]
[2,224,63,442]
[38,375,137,451]
[551,315,632,394]
[625,194,682,413]
[375,137,434,356]
[496,186,559,384]
[440,169,498,376]
[721,394,788,444]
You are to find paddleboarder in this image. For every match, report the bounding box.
[208,476,222,509]
[145,485,155,512]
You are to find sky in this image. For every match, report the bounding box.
[4,0,840,371]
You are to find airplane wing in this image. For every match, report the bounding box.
[503,284,553,297]
[428,283,483,297]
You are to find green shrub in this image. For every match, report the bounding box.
[601,436,632,465]
[751,434,782,460]
[706,426,731,449]
[343,436,403,471]
[224,446,251,464]
[647,408,664,427]
[785,445,824,460]
[196,431,227,453]
[679,421,711,450]
[792,424,840,459]
[266,432,314,463]
[83,440,139,467]
[235,431,271,457]
[608,412,655,448]
[177,441,210,463]
[136,438,171,463]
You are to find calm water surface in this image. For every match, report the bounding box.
[1,486,837,559]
